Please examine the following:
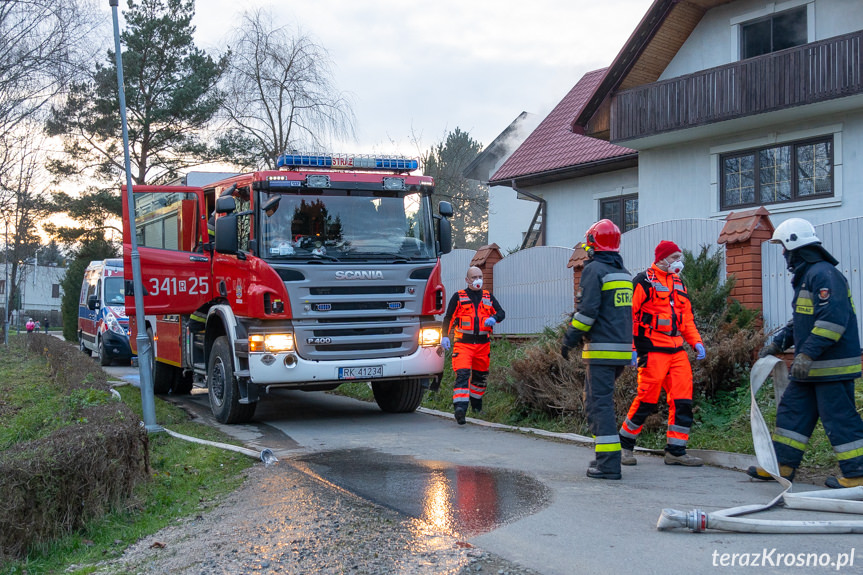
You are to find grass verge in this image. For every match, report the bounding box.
[0,341,254,575]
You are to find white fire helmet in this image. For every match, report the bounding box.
[770,218,820,250]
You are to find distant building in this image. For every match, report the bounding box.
[1,263,65,327]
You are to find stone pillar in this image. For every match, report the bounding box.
[717,207,774,311]
[566,245,589,310]
[470,243,503,293]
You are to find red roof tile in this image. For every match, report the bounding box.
[490,69,635,183]
[717,207,774,245]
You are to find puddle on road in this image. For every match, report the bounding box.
[296,448,551,538]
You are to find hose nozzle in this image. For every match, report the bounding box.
[657,508,708,532]
[260,448,278,467]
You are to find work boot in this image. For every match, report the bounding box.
[454,405,467,425]
[746,465,795,481]
[664,452,703,467]
[469,397,482,414]
[621,449,637,466]
[586,466,621,480]
[825,475,863,489]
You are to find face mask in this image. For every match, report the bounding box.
[471,278,483,290]
[667,260,684,274]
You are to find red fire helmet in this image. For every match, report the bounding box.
[585,219,621,252]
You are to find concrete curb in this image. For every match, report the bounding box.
[416,406,758,472]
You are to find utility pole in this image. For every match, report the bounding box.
[110,0,159,432]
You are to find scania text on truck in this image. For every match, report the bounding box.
[122,154,453,423]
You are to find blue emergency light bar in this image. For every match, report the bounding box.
[276,153,419,172]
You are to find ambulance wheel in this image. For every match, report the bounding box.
[79,334,92,356]
[208,336,255,424]
[372,379,424,413]
[147,328,172,395]
[97,336,112,366]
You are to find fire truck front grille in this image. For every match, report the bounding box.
[310,286,405,295]
[293,320,419,360]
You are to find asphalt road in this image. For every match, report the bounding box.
[105,364,862,575]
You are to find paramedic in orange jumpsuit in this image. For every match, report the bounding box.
[441,266,506,425]
[619,241,706,466]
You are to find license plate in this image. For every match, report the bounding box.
[338,366,383,380]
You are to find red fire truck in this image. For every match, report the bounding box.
[122,154,453,423]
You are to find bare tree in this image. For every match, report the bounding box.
[0,0,101,144]
[218,9,355,169]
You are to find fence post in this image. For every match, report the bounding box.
[717,207,774,311]
[566,244,590,311]
[470,243,503,293]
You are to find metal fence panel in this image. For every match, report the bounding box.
[492,246,574,335]
[762,217,863,337]
[620,219,726,276]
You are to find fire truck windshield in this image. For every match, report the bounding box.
[260,190,436,261]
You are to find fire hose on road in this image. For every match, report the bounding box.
[657,355,863,533]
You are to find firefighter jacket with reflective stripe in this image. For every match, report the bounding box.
[443,289,505,344]
[571,251,633,365]
[772,259,861,382]
[632,264,702,354]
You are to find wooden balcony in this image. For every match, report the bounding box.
[611,30,863,143]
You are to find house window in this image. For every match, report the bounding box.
[741,6,807,60]
[720,137,832,210]
[600,194,638,232]
[52,284,60,298]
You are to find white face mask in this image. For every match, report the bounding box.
[668,260,684,274]
[471,278,483,290]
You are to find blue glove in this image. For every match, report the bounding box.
[441,336,451,351]
[630,351,638,366]
[484,317,497,328]
[695,343,706,360]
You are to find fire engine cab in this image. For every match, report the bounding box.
[123,154,453,423]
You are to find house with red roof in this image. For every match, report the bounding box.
[488,69,638,247]
[572,0,863,230]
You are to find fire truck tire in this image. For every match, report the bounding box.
[97,337,112,366]
[79,334,92,357]
[371,379,424,413]
[208,336,255,424]
[147,328,172,395]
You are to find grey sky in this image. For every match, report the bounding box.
[106,0,653,156]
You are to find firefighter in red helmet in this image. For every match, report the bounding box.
[619,240,705,467]
[561,219,633,480]
[441,266,506,425]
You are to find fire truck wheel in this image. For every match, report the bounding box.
[371,379,425,413]
[208,336,255,424]
[79,334,92,357]
[97,337,112,366]
[148,328,172,395]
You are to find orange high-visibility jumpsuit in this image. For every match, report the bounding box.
[619,264,702,455]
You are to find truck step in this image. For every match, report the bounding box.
[235,369,250,378]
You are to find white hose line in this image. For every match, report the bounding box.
[658,356,863,533]
[162,427,278,465]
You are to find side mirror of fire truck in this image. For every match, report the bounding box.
[437,201,453,255]
[214,214,239,255]
[215,194,236,214]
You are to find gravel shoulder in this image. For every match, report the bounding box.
[86,460,543,575]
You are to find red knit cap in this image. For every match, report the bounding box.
[654,240,682,263]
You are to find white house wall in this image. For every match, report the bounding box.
[529,167,639,248]
[637,107,863,227]
[488,185,536,252]
[660,0,863,82]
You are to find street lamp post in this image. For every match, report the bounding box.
[3,217,8,345]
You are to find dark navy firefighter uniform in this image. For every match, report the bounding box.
[562,251,633,477]
[768,247,863,480]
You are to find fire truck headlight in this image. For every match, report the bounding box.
[250,333,295,353]
[419,327,441,347]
